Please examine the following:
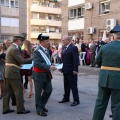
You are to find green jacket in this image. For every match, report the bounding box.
[96,40,120,89]
[5,44,32,80]
[32,46,51,82]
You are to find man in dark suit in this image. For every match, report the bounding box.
[96,37,105,53]
[92,26,120,120]
[33,34,56,116]
[59,35,80,106]
[3,35,33,114]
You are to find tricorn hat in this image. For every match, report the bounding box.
[37,34,49,41]
[110,26,120,33]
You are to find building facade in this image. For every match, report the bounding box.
[65,0,120,41]
[0,0,27,42]
[27,0,62,43]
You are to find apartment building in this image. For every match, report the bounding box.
[66,0,120,41]
[68,0,85,40]
[0,0,27,42]
[27,0,62,43]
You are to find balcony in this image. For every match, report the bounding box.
[1,7,19,17]
[31,32,61,39]
[1,26,19,34]
[30,19,62,27]
[30,5,61,15]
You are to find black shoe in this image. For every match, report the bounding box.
[109,114,113,117]
[59,99,69,103]
[3,109,14,114]
[37,111,47,116]
[17,110,30,114]
[43,108,48,112]
[71,101,80,106]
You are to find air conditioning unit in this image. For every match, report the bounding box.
[106,19,116,32]
[85,3,92,10]
[87,27,95,34]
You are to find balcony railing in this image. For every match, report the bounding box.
[30,5,61,14]
[31,32,61,39]
[30,19,62,27]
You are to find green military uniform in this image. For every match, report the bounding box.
[3,43,32,113]
[92,40,120,120]
[33,35,52,114]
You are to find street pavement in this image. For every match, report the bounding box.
[0,66,112,120]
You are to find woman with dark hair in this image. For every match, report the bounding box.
[0,42,6,99]
[22,40,33,98]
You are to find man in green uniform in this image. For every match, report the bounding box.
[92,26,120,120]
[33,34,56,116]
[3,35,33,114]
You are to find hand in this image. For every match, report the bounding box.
[73,71,77,75]
[50,65,57,71]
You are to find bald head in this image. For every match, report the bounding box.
[62,35,71,46]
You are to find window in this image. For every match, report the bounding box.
[78,6,85,18]
[32,27,39,33]
[15,0,18,8]
[0,0,19,8]
[32,1,39,6]
[69,6,85,20]
[33,13,40,19]
[5,0,9,7]
[0,0,5,6]
[1,36,10,41]
[100,1,110,14]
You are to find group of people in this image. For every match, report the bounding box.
[0,25,120,119]
[0,33,80,117]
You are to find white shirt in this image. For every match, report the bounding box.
[13,43,19,49]
[40,45,47,52]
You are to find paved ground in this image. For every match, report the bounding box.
[0,66,112,120]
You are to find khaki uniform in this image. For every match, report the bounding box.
[3,44,32,112]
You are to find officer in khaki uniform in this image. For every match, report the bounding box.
[3,35,32,114]
[92,26,120,120]
[33,34,56,116]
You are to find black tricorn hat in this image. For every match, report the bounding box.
[37,34,49,41]
[110,26,120,33]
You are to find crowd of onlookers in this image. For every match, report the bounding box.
[0,36,112,99]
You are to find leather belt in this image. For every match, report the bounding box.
[101,66,120,71]
[6,63,20,69]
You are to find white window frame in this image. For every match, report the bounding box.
[69,6,85,20]
[0,0,19,8]
[32,27,39,33]
[100,0,110,15]
[33,13,40,19]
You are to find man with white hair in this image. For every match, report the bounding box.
[92,26,120,120]
[59,35,80,106]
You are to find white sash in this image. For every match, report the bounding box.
[38,49,51,65]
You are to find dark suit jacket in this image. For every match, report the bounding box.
[61,43,79,74]
[96,41,120,89]
[96,40,105,51]
[5,44,32,80]
[33,46,51,82]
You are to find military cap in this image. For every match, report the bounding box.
[13,34,25,41]
[37,34,49,41]
[110,26,120,33]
